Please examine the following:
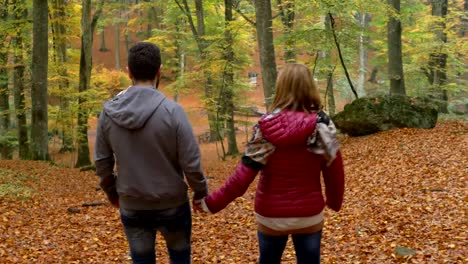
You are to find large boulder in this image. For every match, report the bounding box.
[448,99,468,115]
[332,95,439,136]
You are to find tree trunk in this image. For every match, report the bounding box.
[176,0,219,142]
[31,0,49,160]
[255,0,278,108]
[461,0,467,37]
[51,0,74,152]
[277,0,296,63]
[356,13,370,97]
[323,15,336,116]
[99,30,109,51]
[194,0,218,142]
[0,3,9,147]
[0,24,12,159]
[428,0,448,105]
[326,70,336,117]
[368,66,379,83]
[10,0,28,159]
[223,0,238,156]
[0,52,8,132]
[146,8,152,39]
[115,22,121,70]
[387,0,406,95]
[76,0,103,167]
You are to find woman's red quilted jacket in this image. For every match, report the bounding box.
[204,111,345,217]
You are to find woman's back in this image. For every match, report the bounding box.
[254,110,326,218]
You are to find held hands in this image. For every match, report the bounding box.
[192,198,212,214]
[192,199,204,213]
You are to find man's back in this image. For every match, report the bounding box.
[95,86,207,211]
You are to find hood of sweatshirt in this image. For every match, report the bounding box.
[258,110,317,147]
[103,86,166,130]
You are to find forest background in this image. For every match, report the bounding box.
[0,0,467,263]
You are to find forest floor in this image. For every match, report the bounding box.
[0,120,467,263]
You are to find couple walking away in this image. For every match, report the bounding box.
[95,42,345,264]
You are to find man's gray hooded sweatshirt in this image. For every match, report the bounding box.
[95,86,208,210]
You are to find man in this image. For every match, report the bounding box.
[95,42,208,264]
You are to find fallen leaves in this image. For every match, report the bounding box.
[0,121,467,263]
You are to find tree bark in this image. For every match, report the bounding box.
[115,22,121,70]
[31,0,49,160]
[323,15,336,116]
[461,0,468,37]
[356,13,370,97]
[277,0,296,63]
[0,39,12,159]
[326,69,336,117]
[428,0,448,104]
[387,0,406,95]
[50,0,74,152]
[11,1,29,159]
[175,0,219,142]
[254,0,277,108]
[76,0,104,167]
[0,4,9,139]
[99,30,109,52]
[0,52,8,132]
[223,0,238,156]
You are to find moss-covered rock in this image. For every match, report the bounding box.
[332,95,439,136]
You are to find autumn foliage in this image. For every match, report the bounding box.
[0,121,466,263]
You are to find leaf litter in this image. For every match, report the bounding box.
[0,121,466,263]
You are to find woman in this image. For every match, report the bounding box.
[199,63,345,264]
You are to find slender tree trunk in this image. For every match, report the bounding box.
[123,0,131,59]
[356,13,370,97]
[76,0,103,167]
[174,18,185,102]
[176,0,219,142]
[146,8,152,39]
[0,3,9,146]
[255,0,277,108]
[0,5,8,139]
[31,0,49,160]
[323,15,336,116]
[277,0,296,63]
[0,53,8,132]
[194,0,218,142]
[224,0,238,156]
[10,0,28,159]
[0,41,12,159]
[461,0,468,37]
[387,0,406,95]
[368,66,379,83]
[51,0,74,152]
[428,0,448,106]
[326,70,336,117]
[99,30,109,51]
[115,22,121,70]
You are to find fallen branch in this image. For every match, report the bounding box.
[82,201,108,207]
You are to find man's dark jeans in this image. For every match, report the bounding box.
[120,202,192,264]
[257,230,322,264]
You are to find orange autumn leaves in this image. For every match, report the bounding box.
[0,121,466,263]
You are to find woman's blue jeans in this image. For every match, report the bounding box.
[120,202,192,264]
[258,230,322,264]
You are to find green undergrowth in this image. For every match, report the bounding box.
[0,169,38,199]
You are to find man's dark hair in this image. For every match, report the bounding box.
[128,42,161,81]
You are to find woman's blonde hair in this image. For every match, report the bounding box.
[270,63,322,113]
